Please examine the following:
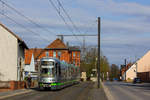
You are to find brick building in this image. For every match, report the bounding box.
[25,38,81,71]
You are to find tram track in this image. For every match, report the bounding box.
[1,82,96,100]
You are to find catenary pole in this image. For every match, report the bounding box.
[125,59,127,81]
[97,17,100,88]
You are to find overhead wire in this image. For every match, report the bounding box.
[56,0,82,34]
[0,12,51,42]
[0,0,56,35]
[84,20,97,35]
[53,0,98,48]
[56,0,86,47]
[56,0,98,49]
[48,0,83,45]
[48,0,74,33]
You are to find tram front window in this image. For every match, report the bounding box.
[41,68,55,77]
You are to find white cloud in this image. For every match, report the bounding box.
[2,0,150,65]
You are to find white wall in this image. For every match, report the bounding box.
[123,51,150,81]
[0,25,18,81]
[137,51,150,72]
[126,64,137,80]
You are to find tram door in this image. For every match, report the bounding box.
[56,63,61,78]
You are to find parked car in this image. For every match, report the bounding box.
[113,78,118,81]
[133,78,141,84]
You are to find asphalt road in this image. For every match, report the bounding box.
[1,82,107,100]
[104,81,150,100]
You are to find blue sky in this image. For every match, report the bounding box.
[1,0,150,66]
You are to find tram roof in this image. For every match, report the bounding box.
[40,57,60,62]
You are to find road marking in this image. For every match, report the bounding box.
[102,82,115,100]
[0,90,33,99]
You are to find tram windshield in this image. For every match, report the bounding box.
[41,68,55,77]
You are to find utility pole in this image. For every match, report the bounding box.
[124,59,127,81]
[97,17,100,88]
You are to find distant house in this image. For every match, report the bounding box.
[24,54,36,77]
[0,23,28,81]
[123,63,136,81]
[25,38,81,72]
[24,48,42,78]
[124,51,150,82]
[121,63,133,80]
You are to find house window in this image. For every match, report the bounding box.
[46,51,49,57]
[77,53,80,57]
[73,52,76,57]
[53,51,56,58]
[58,51,61,57]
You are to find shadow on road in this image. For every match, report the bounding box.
[119,82,150,90]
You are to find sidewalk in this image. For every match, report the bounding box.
[0,89,33,99]
[90,82,108,100]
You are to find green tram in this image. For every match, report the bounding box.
[38,57,80,90]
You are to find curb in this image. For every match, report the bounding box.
[101,82,114,100]
[0,89,33,99]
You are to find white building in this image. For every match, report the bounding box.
[24,54,36,78]
[124,63,137,81]
[124,51,150,81]
[24,48,40,79]
[0,23,28,81]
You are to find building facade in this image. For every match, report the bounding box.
[0,23,28,81]
[25,38,81,72]
[124,64,137,81]
[123,51,150,82]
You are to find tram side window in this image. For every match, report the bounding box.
[56,63,57,75]
[58,63,61,76]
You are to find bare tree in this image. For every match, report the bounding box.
[80,48,110,79]
[109,64,120,81]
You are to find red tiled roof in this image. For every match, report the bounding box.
[121,63,133,75]
[25,48,43,64]
[46,38,67,49]
[25,39,69,64]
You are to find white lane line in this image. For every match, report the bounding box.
[0,90,33,99]
[102,82,115,100]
